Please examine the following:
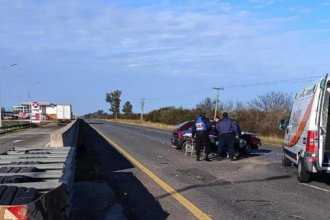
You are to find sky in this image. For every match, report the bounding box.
[1,0,330,116]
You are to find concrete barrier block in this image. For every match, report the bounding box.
[50,120,79,147]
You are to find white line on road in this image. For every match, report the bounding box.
[44,142,50,147]
[13,140,22,143]
[301,183,330,193]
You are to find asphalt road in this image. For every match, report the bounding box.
[85,119,330,220]
[0,122,61,153]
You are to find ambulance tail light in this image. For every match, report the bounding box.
[306,130,318,153]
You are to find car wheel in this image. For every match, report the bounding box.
[282,155,291,166]
[245,144,252,155]
[297,158,312,183]
[252,143,260,149]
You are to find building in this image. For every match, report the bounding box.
[13,102,57,119]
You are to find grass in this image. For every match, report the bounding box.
[107,119,283,146]
[2,120,30,127]
[108,119,175,131]
[259,135,283,146]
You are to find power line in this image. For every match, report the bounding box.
[131,75,325,104]
[225,75,323,88]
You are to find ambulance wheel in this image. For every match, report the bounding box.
[282,155,291,166]
[297,158,312,183]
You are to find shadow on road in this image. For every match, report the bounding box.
[155,174,291,200]
[77,120,169,220]
[313,173,330,185]
[86,122,105,125]
[248,148,272,156]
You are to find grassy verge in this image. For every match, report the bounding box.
[107,119,175,131]
[2,120,30,127]
[107,119,283,146]
[259,136,283,146]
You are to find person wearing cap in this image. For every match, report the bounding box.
[216,112,240,161]
[192,112,211,161]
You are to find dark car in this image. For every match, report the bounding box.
[170,120,193,149]
[239,131,262,153]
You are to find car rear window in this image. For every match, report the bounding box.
[175,121,191,130]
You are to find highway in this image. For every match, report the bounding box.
[85,119,330,220]
[0,122,60,153]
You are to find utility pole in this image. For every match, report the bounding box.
[0,64,17,127]
[213,87,224,119]
[140,98,145,121]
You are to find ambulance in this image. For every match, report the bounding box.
[280,74,330,182]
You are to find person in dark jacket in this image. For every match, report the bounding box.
[216,112,240,161]
[208,117,218,151]
[192,112,211,161]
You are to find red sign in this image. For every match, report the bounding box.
[31,101,41,123]
[32,101,40,109]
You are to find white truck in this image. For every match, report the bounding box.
[56,104,72,125]
[280,74,330,182]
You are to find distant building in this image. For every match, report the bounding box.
[13,102,56,119]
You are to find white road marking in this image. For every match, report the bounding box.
[13,140,22,143]
[301,183,330,193]
[44,142,50,147]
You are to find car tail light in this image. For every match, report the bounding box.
[178,132,183,139]
[251,136,260,144]
[306,130,318,153]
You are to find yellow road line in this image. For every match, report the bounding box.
[91,125,212,220]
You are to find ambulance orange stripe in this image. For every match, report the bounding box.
[286,94,315,147]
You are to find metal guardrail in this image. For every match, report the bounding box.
[0,146,76,219]
[0,123,36,135]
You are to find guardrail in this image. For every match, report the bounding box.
[0,146,76,219]
[0,123,36,135]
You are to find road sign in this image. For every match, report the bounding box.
[31,101,41,123]
[32,101,40,109]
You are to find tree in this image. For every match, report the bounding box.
[248,91,292,113]
[105,90,122,119]
[83,110,108,119]
[122,101,133,115]
[195,98,214,117]
[247,91,293,136]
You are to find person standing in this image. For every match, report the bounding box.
[216,112,240,161]
[192,112,211,161]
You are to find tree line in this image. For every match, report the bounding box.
[83,90,293,138]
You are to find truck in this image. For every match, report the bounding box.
[280,74,330,182]
[56,104,72,125]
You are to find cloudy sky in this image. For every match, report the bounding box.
[1,0,330,115]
